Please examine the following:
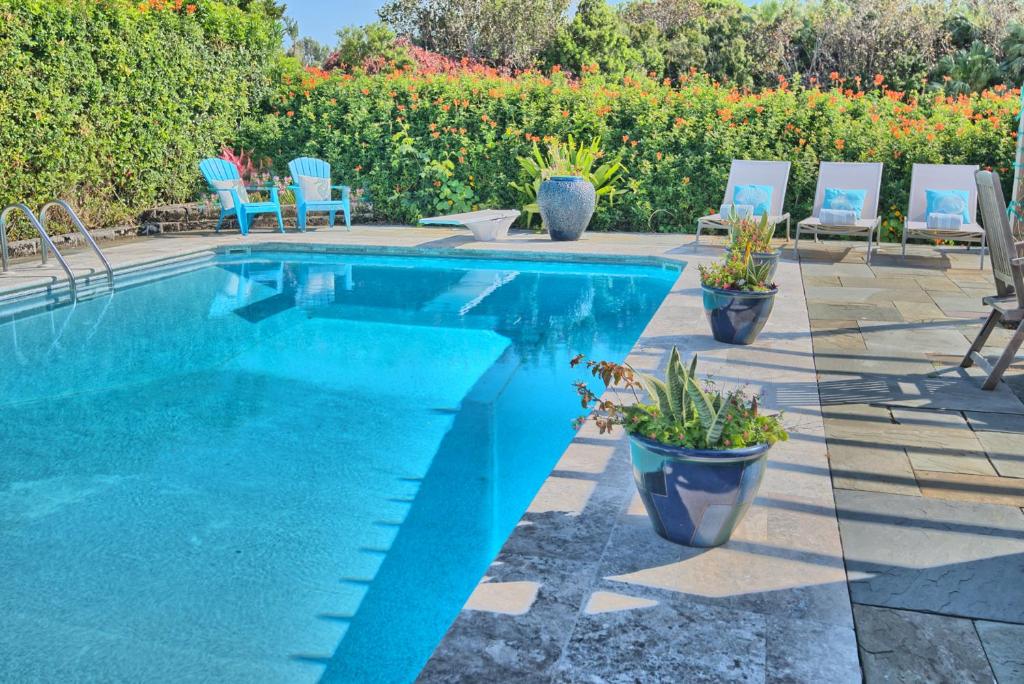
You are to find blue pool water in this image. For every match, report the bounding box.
[0,249,677,682]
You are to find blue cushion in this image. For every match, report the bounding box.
[732,184,773,216]
[823,188,867,219]
[925,189,971,224]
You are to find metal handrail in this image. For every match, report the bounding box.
[0,203,77,300]
[40,200,113,284]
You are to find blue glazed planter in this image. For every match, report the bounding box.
[628,434,771,547]
[538,176,596,241]
[702,285,777,345]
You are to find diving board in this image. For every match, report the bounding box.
[419,209,520,242]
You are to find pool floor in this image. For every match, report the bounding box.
[0,251,676,682]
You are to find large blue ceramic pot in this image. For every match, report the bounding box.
[702,285,777,345]
[538,176,596,241]
[629,434,771,547]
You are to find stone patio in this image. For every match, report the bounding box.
[2,226,1023,682]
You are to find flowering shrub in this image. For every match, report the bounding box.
[0,0,279,238]
[241,66,1019,239]
[698,248,776,292]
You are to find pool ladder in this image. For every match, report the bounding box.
[1,201,114,302]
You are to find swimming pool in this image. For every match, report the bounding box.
[0,248,678,682]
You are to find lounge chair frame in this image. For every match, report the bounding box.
[793,162,884,264]
[695,160,792,245]
[902,163,985,269]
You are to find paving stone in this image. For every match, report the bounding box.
[975,431,1024,479]
[915,470,1024,507]
[931,293,991,315]
[916,276,965,292]
[805,286,933,305]
[836,489,1024,622]
[766,615,860,684]
[804,275,842,287]
[839,277,925,290]
[965,411,1024,434]
[859,320,970,354]
[828,441,921,496]
[808,302,904,322]
[814,351,934,377]
[802,262,877,279]
[552,598,767,683]
[853,605,995,683]
[810,321,867,351]
[975,621,1024,683]
[893,300,947,321]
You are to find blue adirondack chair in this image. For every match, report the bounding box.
[199,158,284,236]
[288,157,352,231]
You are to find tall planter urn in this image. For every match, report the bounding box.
[538,176,596,241]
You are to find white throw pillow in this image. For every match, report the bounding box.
[926,212,964,230]
[298,175,331,202]
[211,179,249,210]
[819,208,858,225]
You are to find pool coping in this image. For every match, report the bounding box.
[0,227,857,681]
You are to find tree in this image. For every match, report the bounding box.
[378,0,569,68]
[931,40,1001,95]
[329,23,411,71]
[288,37,330,67]
[547,0,643,76]
[1003,23,1024,87]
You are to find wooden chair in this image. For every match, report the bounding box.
[959,170,1024,389]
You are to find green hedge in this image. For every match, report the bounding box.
[0,0,280,238]
[242,67,1020,240]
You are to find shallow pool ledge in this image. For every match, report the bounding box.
[419,238,861,683]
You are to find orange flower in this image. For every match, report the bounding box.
[834,138,845,150]
[622,134,629,142]
[286,110,294,117]
[873,74,884,86]
[656,152,663,161]
[829,71,840,81]
[355,165,362,172]
[185,3,196,12]
[717,108,733,121]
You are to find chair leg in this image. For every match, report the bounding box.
[297,206,307,232]
[979,234,987,270]
[982,318,1024,390]
[792,226,802,258]
[329,210,336,228]
[901,227,908,258]
[275,208,285,234]
[866,229,874,265]
[215,210,226,233]
[785,216,791,243]
[961,310,1002,368]
[694,222,702,247]
[237,210,249,236]
[343,202,351,230]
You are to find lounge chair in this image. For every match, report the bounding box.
[793,162,884,264]
[960,170,1024,389]
[199,158,284,236]
[695,160,791,245]
[902,163,984,268]
[288,157,351,231]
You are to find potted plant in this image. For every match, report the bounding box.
[724,210,781,281]
[510,136,626,241]
[572,348,787,547]
[699,246,778,345]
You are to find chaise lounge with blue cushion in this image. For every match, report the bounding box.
[199,157,284,235]
[288,157,351,231]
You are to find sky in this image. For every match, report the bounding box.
[283,0,626,47]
